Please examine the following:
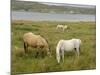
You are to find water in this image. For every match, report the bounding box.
[11,11,95,21]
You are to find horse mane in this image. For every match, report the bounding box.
[37,34,50,49]
[37,34,49,44]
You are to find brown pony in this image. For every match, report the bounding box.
[23,32,51,57]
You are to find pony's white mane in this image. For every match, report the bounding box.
[56,40,63,63]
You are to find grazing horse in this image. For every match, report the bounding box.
[56,24,68,31]
[56,39,81,63]
[23,32,51,57]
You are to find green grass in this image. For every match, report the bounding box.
[11,20,96,75]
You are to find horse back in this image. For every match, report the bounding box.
[72,39,81,48]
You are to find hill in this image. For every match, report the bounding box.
[11,0,96,14]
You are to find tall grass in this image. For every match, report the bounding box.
[11,21,96,75]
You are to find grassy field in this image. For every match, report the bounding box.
[11,20,96,75]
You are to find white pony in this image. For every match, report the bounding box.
[56,24,68,31]
[56,25,63,29]
[56,39,81,63]
[63,25,68,31]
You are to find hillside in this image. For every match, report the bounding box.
[11,0,96,14]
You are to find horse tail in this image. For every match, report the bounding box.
[24,42,27,53]
[56,40,63,63]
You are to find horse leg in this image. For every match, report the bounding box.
[36,46,42,58]
[61,50,64,63]
[35,47,39,58]
[39,47,43,58]
[35,51,39,58]
[41,49,45,58]
[76,48,80,57]
[74,48,77,56]
[24,42,27,53]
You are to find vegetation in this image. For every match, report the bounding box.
[11,20,96,75]
[11,0,96,14]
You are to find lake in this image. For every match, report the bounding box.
[11,11,95,21]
